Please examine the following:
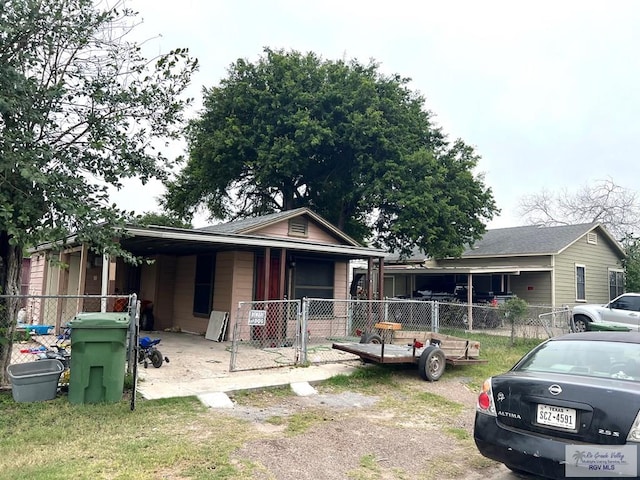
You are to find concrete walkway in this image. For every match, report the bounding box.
[135,331,360,406]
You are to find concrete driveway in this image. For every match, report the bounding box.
[135,331,359,400]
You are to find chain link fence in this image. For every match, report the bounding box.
[230,298,573,371]
[437,301,572,338]
[3,294,137,387]
[230,298,437,371]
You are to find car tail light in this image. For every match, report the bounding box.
[626,411,640,442]
[476,378,496,416]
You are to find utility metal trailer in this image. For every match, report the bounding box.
[332,322,487,381]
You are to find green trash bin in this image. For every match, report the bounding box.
[68,312,130,404]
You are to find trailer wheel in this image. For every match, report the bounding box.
[360,333,382,344]
[418,346,446,382]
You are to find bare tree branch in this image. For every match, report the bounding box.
[518,177,640,241]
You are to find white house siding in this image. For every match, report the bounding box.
[555,232,622,306]
[510,272,552,306]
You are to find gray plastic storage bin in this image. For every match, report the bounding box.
[7,359,64,402]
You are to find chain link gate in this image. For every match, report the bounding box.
[230,300,302,371]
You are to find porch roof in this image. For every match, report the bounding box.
[118,225,387,259]
[372,265,552,275]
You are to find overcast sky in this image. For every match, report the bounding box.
[113,0,640,229]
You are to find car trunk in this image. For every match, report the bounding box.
[491,372,639,445]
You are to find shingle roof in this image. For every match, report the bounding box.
[385,222,619,261]
[462,223,599,257]
[197,208,308,234]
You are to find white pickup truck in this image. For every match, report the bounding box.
[571,293,640,332]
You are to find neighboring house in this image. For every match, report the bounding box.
[27,208,386,336]
[362,223,625,308]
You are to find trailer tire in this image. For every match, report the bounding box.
[418,346,446,382]
[360,333,382,344]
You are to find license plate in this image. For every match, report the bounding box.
[537,404,576,429]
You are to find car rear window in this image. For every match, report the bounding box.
[516,340,640,382]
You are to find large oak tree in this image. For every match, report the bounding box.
[0,0,197,384]
[164,48,498,257]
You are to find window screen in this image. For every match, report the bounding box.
[576,265,586,301]
[609,270,625,300]
[294,259,334,299]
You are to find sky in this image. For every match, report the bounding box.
[112,0,640,230]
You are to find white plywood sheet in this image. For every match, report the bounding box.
[205,311,229,341]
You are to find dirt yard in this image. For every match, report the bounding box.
[219,372,512,479]
[134,332,516,479]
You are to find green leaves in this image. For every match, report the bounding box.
[623,237,640,292]
[0,0,196,250]
[164,47,498,257]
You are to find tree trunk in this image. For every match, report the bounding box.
[0,232,23,386]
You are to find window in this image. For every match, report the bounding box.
[294,259,334,299]
[193,254,215,316]
[575,264,586,301]
[288,217,308,237]
[609,269,625,300]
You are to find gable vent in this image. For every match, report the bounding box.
[288,217,308,237]
[587,232,598,245]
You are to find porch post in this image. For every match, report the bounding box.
[55,251,69,333]
[37,253,49,325]
[367,257,374,300]
[467,273,473,330]
[101,253,109,312]
[76,244,88,313]
[264,247,270,302]
[378,257,385,299]
[108,255,117,311]
[279,248,287,300]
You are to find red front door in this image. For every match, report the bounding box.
[253,255,286,345]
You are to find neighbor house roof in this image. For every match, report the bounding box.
[385,223,625,262]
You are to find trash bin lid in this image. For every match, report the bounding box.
[69,312,130,328]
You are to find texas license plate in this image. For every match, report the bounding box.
[537,404,576,429]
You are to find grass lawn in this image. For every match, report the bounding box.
[0,332,543,479]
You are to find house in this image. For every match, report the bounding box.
[27,208,387,336]
[364,223,626,308]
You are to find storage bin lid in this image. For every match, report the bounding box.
[69,312,130,328]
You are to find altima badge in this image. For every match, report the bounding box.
[548,384,562,395]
